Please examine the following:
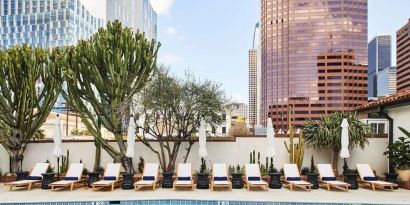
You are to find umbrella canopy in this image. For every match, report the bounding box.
[126,116,136,158]
[52,114,62,157]
[266,118,276,158]
[340,118,350,159]
[198,119,208,158]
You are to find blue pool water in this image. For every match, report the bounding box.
[2,200,400,205]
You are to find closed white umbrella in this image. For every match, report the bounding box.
[266,118,276,158]
[52,114,62,157]
[340,118,350,159]
[198,119,207,158]
[126,116,136,158]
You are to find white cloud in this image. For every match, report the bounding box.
[165,26,184,40]
[150,0,174,15]
[232,94,246,104]
[158,53,181,66]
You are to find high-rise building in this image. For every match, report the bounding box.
[368,35,392,97]
[0,0,103,49]
[249,23,262,127]
[377,66,396,97]
[106,0,157,40]
[261,0,368,129]
[396,19,410,93]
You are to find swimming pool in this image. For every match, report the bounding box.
[2,200,402,205]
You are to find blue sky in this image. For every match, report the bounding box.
[82,0,410,103]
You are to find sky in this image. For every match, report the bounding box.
[81,0,410,104]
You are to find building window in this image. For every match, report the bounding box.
[370,123,386,134]
[222,127,226,134]
[222,114,226,121]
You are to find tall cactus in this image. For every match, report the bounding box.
[284,106,305,171]
[63,20,160,173]
[0,45,63,172]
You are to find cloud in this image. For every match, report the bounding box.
[165,26,184,40]
[232,94,246,104]
[150,0,174,15]
[158,53,181,65]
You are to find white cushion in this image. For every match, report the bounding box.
[135,180,155,185]
[248,180,267,185]
[175,180,192,185]
[104,163,121,179]
[177,163,191,178]
[213,181,230,185]
[30,163,49,178]
[284,164,300,178]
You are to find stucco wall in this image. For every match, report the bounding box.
[388,105,410,141]
[0,137,388,175]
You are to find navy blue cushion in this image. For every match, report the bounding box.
[364,176,377,181]
[177,177,191,181]
[248,177,261,181]
[64,177,79,181]
[286,177,301,181]
[214,176,228,181]
[25,176,42,180]
[103,176,117,181]
[143,176,155,181]
[322,177,337,181]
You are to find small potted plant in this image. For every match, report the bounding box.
[41,160,55,189]
[384,127,410,183]
[306,156,319,189]
[343,160,359,190]
[230,164,244,189]
[267,157,281,189]
[196,157,210,189]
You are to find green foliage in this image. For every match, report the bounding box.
[33,129,46,140]
[236,164,242,173]
[60,150,70,173]
[199,157,207,174]
[269,157,277,173]
[310,156,318,174]
[63,20,159,173]
[45,160,55,173]
[95,166,105,174]
[384,127,410,170]
[284,127,305,170]
[135,68,228,172]
[0,45,63,172]
[304,111,372,170]
[301,167,310,175]
[80,159,88,175]
[260,164,268,176]
[137,157,145,173]
[70,129,89,136]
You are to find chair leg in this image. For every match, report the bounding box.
[327,184,330,191]
[70,183,74,191]
[28,183,32,191]
[9,185,13,191]
[371,183,375,191]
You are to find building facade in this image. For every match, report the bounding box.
[396,19,410,93]
[261,0,368,129]
[248,23,262,127]
[0,0,103,49]
[106,0,157,40]
[377,66,396,97]
[368,35,392,97]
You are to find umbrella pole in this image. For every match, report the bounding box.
[57,156,60,180]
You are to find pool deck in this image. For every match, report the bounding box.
[0,184,409,204]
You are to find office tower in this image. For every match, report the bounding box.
[368,35,392,97]
[261,0,368,129]
[397,19,410,93]
[0,0,104,49]
[377,66,396,97]
[106,0,157,40]
[249,22,262,126]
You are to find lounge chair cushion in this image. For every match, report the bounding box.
[93,180,115,185]
[364,176,377,181]
[103,176,116,180]
[248,176,261,181]
[64,177,79,181]
[325,180,349,185]
[287,177,301,181]
[25,176,42,180]
[177,177,191,181]
[135,180,155,185]
[213,180,230,185]
[214,176,228,181]
[175,180,192,185]
[143,176,155,180]
[322,177,337,181]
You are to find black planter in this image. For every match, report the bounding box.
[231,173,244,189]
[162,172,174,188]
[306,173,319,189]
[384,173,399,189]
[196,173,209,189]
[41,173,55,189]
[87,172,100,187]
[121,173,135,190]
[16,171,29,181]
[268,172,282,189]
[344,173,359,190]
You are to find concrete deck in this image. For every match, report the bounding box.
[0,184,409,204]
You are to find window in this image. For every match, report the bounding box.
[222,127,226,134]
[370,123,386,134]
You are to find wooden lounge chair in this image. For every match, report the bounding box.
[91,163,122,191]
[173,163,195,191]
[356,164,398,191]
[210,163,232,191]
[49,163,85,191]
[134,163,160,191]
[282,164,312,191]
[317,164,350,191]
[244,164,268,191]
[5,163,49,191]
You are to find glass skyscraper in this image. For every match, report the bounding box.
[368,34,392,97]
[106,0,157,41]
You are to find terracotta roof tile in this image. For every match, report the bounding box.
[356,89,410,111]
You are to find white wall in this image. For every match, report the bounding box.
[389,105,410,141]
[0,137,388,175]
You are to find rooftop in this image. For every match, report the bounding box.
[356,89,410,112]
[0,184,409,204]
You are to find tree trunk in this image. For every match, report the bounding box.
[93,140,101,172]
[121,156,134,174]
[9,150,24,173]
[333,148,340,174]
